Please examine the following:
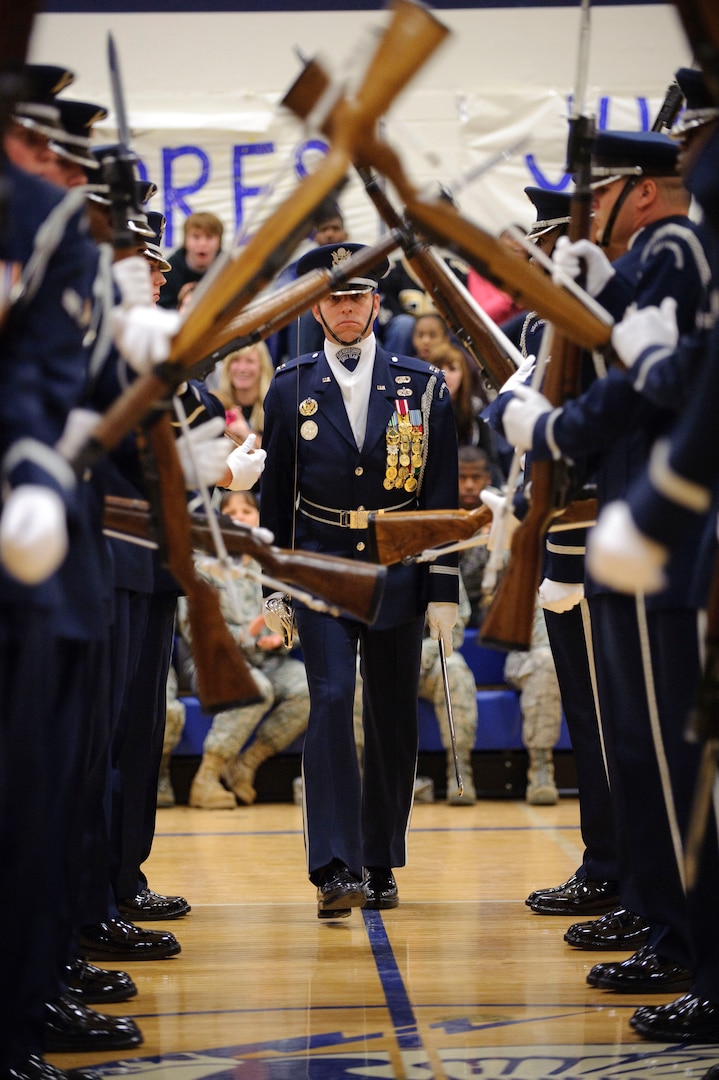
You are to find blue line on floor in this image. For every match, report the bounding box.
[362,909,423,1051]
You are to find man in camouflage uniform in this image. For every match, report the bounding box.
[177,548,309,808]
[505,602,563,805]
[353,577,478,804]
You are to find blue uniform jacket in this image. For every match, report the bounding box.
[261,344,460,630]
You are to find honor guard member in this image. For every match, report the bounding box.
[0,106,141,1077]
[485,185,627,927]
[260,242,460,918]
[585,69,719,1045]
[493,128,713,1011]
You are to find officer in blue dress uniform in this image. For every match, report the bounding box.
[0,116,134,1079]
[261,242,460,917]
[492,128,714,1018]
[584,69,719,1046]
[485,186,627,929]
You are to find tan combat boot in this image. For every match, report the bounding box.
[156,753,175,808]
[446,748,477,805]
[526,748,559,805]
[222,738,274,805]
[188,752,237,809]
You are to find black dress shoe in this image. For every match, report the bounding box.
[701,1067,719,1079]
[78,918,181,961]
[564,907,651,951]
[43,994,142,1052]
[363,867,399,910]
[65,957,137,1004]
[587,944,693,993]
[118,887,191,921]
[630,993,719,1043]
[9,1056,103,1080]
[526,873,620,915]
[315,861,366,919]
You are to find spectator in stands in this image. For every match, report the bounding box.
[411,311,451,362]
[353,576,478,804]
[158,210,224,310]
[428,340,506,484]
[177,491,310,808]
[466,225,528,326]
[456,446,493,629]
[216,341,275,452]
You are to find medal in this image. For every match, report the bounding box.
[299,398,318,416]
[300,420,318,440]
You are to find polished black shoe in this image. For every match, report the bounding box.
[315,861,366,920]
[78,918,181,961]
[564,907,651,951]
[43,994,142,1052]
[363,867,399,910]
[587,945,693,993]
[65,957,137,1004]
[630,993,719,1043]
[118,887,191,921]
[8,1056,103,1080]
[526,873,620,915]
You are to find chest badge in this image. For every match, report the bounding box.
[299,397,318,416]
[300,420,319,441]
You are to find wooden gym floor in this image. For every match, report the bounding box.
[48,796,719,1079]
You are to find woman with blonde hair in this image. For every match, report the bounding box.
[217,341,275,448]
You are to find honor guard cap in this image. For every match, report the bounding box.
[524,186,572,239]
[50,99,108,168]
[590,130,679,187]
[12,63,76,142]
[86,143,156,237]
[674,67,719,135]
[142,211,172,272]
[297,242,390,295]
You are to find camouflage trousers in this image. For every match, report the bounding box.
[504,645,562,750]
[163,664,186,755]
[203,656,309,760]
[353,639,478,754]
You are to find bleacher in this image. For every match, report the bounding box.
[169,630,576,803]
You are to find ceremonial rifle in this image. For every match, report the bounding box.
[357,166,519,395]
[103,495,387,626]
[70,0,449,477]
[479,0,596,651]
[672,0,719,105]
[105,35,261,712]
[366,496,598,566]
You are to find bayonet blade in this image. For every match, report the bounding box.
[108,32,132,153]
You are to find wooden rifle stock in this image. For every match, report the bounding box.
[103,495,387,625]
[139,415,262,713]
[358,167,517,393]
[367,496,597,566]
[480,112,595,651]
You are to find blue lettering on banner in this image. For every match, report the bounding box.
[162,145,211,247]
[233,142,274,237]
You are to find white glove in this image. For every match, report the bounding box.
[112,256,154,308]
[502,382,553,453]
[0,485,68,584]
[426,600,458,658]
[263,591,294,647]
[586,500,667,594]
[498,353,537,395]
[226,433,267,491]
[552,236,615,297]
[112,305,182,374]
[538,577,585,613]
[55,408,100,461]
[480,487,520,552]
[176,416,232,489]
[611,297,679,370]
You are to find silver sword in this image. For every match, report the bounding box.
[439,636,463,796]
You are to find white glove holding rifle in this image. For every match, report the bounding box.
[552,235,615,298]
